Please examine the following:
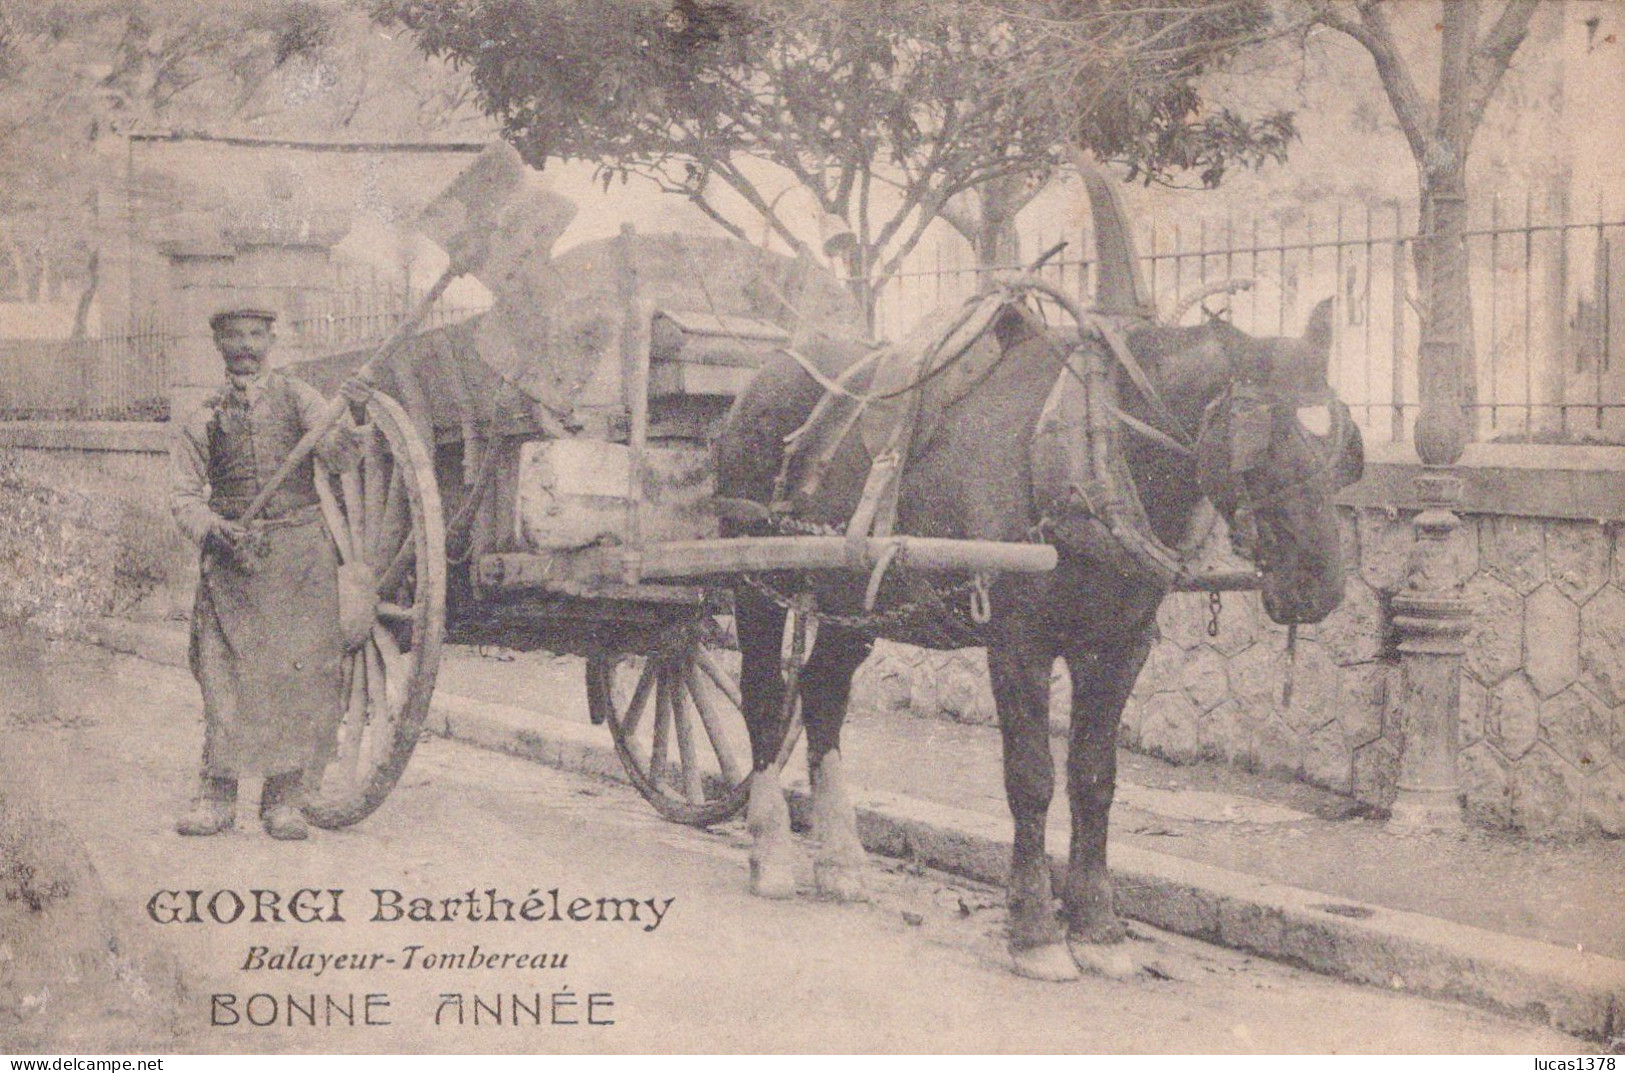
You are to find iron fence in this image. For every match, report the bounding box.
[878,198,1625,446]
[0,314,171,421]
[0,264,486,421]
[284,262,487,356]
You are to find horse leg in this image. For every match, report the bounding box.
[801,624,874,902]
[736,582,796,899]
[987,634,1077,982]
[1060,629,1153,979]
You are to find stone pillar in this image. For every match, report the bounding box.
[1389,470,1471,829]
[159,219,348,417]
[159,236,239,421]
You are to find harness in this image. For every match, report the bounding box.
[1024,276,1353,588]
[724,277,1353,632]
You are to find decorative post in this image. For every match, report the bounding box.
[1389,468,1470,829]
[1390,280,1473,829]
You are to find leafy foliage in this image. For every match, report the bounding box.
[374,0,1296,319]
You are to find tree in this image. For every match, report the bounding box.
[1307,0,1539,464]
[0,0,490,336]
[0,2,324,331]
[372,0,1296,327]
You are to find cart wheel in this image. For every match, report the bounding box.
[304,391,446,829]
[587,611,803,827]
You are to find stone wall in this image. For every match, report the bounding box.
[851,444,1625,839]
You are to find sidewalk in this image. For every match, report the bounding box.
[93,616,1625,1042]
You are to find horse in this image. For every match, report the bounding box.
[712,175,1365,982]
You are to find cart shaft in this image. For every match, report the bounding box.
[478,535,1056,594]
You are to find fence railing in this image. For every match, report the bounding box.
[878,199,1625,446]
[0,272,487,421]
[0,315,171,421]
[285,264,488,356]
[4,201,1618,442]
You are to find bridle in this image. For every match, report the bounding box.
[1018,275,1353,585]
[1191,381,1354,566]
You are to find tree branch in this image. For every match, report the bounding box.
[1354,1,1433,165]
[1436,0,1474,156]
[1313,1,1431,166]
[1463,0,1538,147]
[703,160,814,258]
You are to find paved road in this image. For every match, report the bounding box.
[6,640,1586,1053]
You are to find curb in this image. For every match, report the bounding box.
[90,617,1625,1041]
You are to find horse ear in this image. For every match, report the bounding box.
[1072,148,1155,319]
[1303,297,1333,356]
[1270,297,1334,399]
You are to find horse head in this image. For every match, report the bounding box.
[1189,306,1364,624]
[1084,170,1364,626]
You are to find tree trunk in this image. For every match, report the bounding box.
[71,249,99,341]
[972,178,1024,269]
[1414,158,1475,465]
[1412,0,1477,467]
[942,172,1045,271]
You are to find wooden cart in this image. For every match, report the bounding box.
[288,229,1055,829]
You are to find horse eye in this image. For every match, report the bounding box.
[1295,405,1332,436]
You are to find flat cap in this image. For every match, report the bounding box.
[208,307,278,331]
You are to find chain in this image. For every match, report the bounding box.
[742,571,982,634]
[1206,590,1223,638]
[771,515,845,537]
[740,509,989,636]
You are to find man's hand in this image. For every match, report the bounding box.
[204,517,250,562]
[207,517,249,548]
[340,372,376,410]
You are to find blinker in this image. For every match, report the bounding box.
[1228,383,1272,476]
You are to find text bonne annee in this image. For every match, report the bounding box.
[210,990,615,1029]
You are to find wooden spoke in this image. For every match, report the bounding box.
[339,467,366,561]
[336,649,367,778]
[649,668,673,787]
[683,660,745,786]
[695,646,743,709]
[377,539,416,600]
[361,426,389,560]
[376,601,414,624]
[303,390,445,830]
[618,658,659,741]
[587,609,797,828]
[670,670,707,805]
[314,466,353,565]
[364,636,393,773]
[370,466,409,575]
[372,623,409,684]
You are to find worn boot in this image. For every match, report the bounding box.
[261,771,309,841]
[176,775,237,836]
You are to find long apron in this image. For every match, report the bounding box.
[189,511,343,778]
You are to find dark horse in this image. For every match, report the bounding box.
[713,177,1365,981]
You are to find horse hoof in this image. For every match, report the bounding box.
[749,858,796,900]
[1068,938,1139,980]
[814,860,869,903]
[1011,943,1081,982]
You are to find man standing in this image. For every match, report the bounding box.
[170,308,360,840]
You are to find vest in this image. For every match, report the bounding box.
[205,373,320,521]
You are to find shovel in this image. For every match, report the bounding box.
[233,141,527,527]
